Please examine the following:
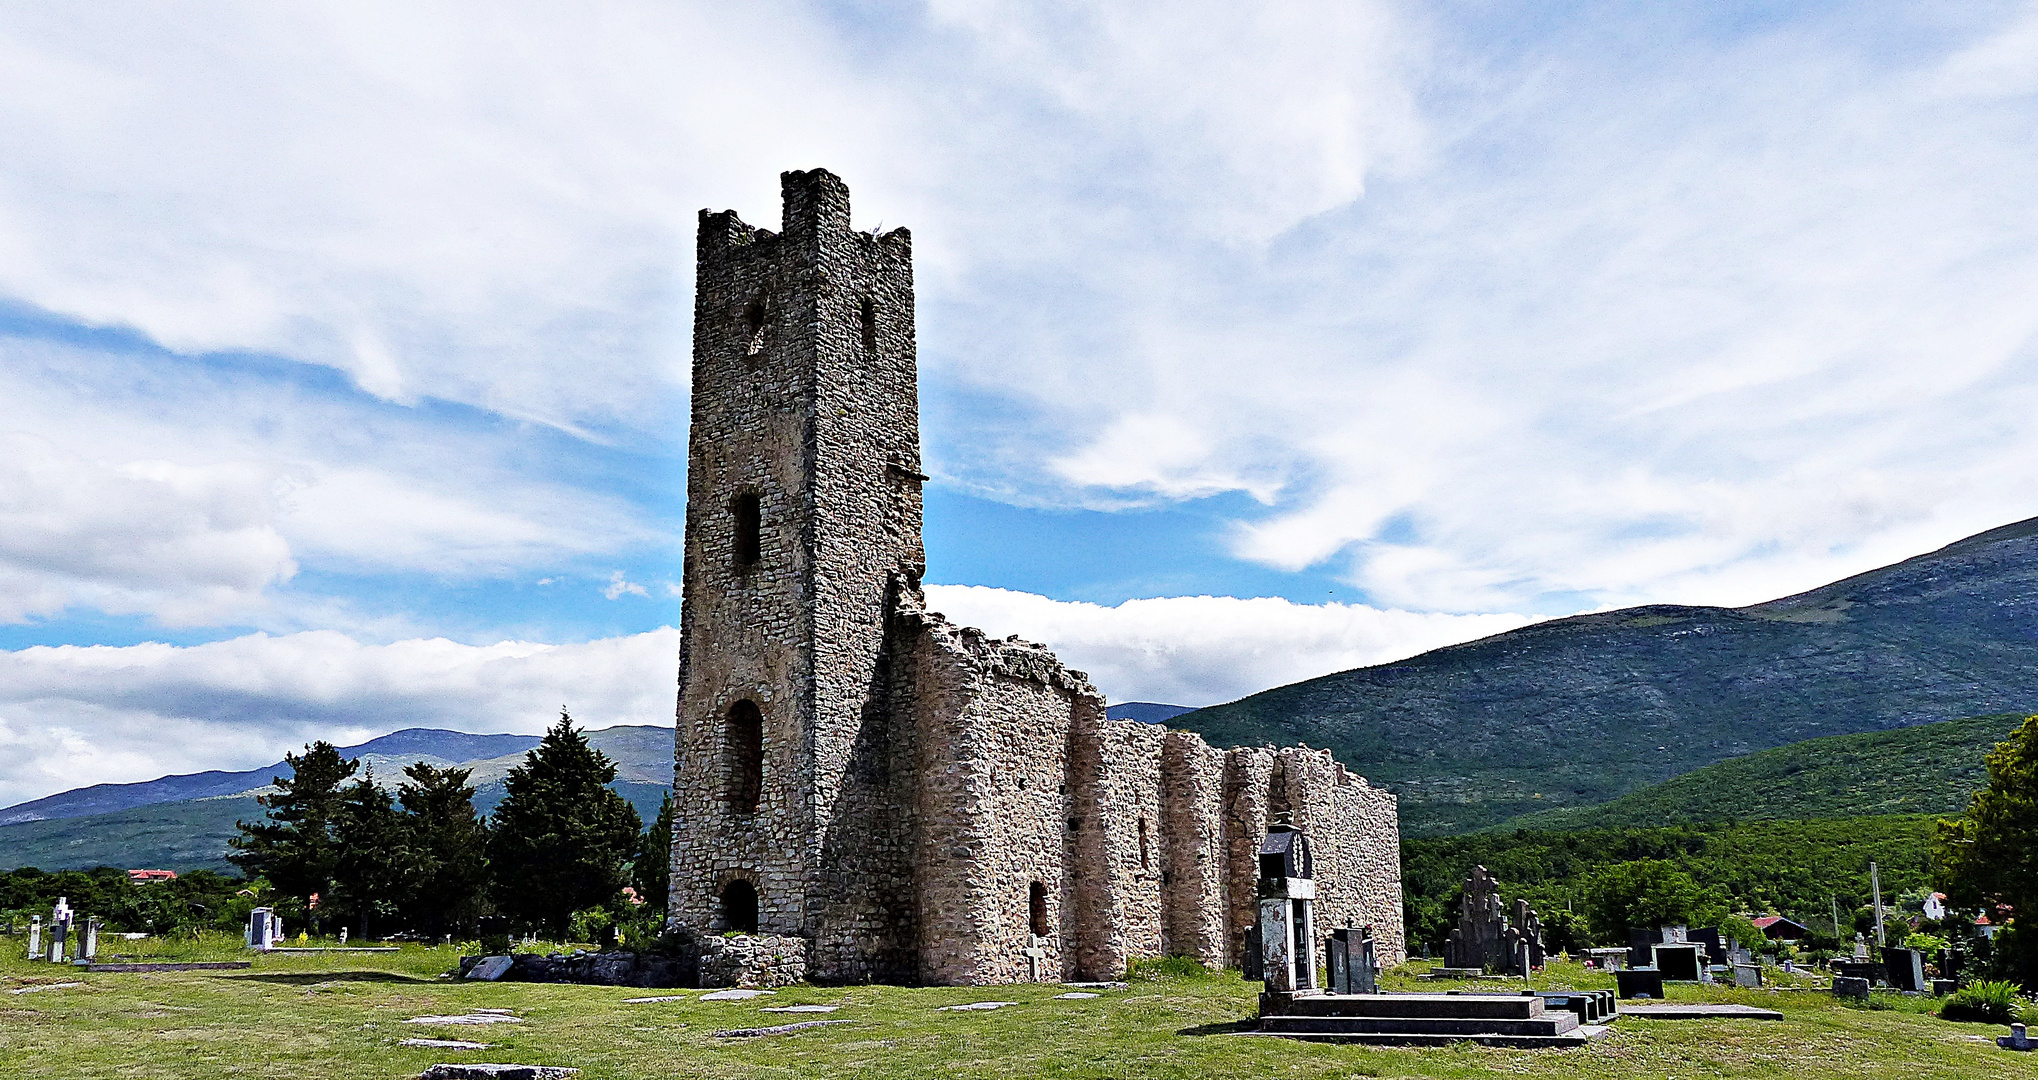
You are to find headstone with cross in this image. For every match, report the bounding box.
[1022,934,1047,982]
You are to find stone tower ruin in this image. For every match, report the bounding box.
[670,169,1404,986]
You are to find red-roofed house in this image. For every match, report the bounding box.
[126,869,177,884]
[1751,915,1809,940]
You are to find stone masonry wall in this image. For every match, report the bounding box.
[670,169,1402,986]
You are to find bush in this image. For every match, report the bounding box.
[1939,979,2025,1025]
[1904,932,1950,954]
[1128,955,1213,981]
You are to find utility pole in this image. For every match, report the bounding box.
[1831,895,1842,940]
[1871,862,1886,947]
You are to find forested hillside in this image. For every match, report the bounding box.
[1174,516,2038,834]
[1400,816,1936,952]
[1496,713,2025,831]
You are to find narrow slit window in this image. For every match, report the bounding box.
[732,493,761,567]
[742,298,767,358]
[722,879,759,934]
[1028,881,1049,937]
[726,699,763,814]
[859,297,878,355]
[1139,817,1151,869]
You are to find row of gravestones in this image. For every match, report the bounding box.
[22,897,101,964]
[1441,866,1545,976]
[1605,925,1771,999]
[1831,945,1960,995]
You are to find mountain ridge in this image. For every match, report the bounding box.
[1171,514,2038,835]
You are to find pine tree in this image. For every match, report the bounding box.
[1936,713,2038,985]
[489,711,643,937]
[230,742,358,929]
[633,791,675,918]
[397,762,490,940]
[331,767,408,940]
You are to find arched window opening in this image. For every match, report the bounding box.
[725,700,763,814]
[1139,817,1151,869]
[1028,881,1049,938]
[721,879,759,934]
[732,493,761,567]
[859,297,878,355]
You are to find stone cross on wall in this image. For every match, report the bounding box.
[1022,934,1046,982]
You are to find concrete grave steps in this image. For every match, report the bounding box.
[1251,992,1616,1048]
[1259,1014,1582,1037]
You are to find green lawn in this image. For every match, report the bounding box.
[2,936,2032,1079]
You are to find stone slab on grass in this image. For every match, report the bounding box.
[400,1039,492,1050]
[1055,992,1099,1000]
[1620,1004,1785,1020]
[760,1004,838,1013]
[88,962,250,972]
[623,995,689,1004]
[405,1013,525,1026]
[466,956,515,981]
[713,1019,855,1038]
[9,982,83,994]
[938,1001,1019,1012]
[419,1066,577,1079]
[700,989,774,1001]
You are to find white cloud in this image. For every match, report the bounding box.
[0,628,680,808]
[923,583,1533,707]
[604,571,648,600]
[0,337,659,625]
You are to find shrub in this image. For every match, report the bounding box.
[1128,955,1213,981]
[1939,979,2024,1025]
[1904,932,1950,954]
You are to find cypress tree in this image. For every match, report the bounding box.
[398,762,490,940]
[331,767,407,940]
[634,791,675,918]
[489,711,642,937]
[230,741,358,930]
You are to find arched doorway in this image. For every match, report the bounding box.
[721,879,759,934]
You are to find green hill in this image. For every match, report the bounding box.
[1401,815,1937,952]
[1495,713,2026,831]
[1172,515,2038,835]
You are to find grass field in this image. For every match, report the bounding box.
[3,935,2034,1079]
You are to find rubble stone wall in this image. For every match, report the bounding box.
[669,169,1402,986]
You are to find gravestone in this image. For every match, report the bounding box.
[82,917,100,961]
[466,956,515,982]
[1328,926,1377,994]
[1615,967,1665,999]
[1445,865,1507,972]
[1881,946,1925,992]
[26,917,41,962]
[1832,976,1870,999]
[2001,1023,2033,1052]
[1653,943,1704,982]
[340,927,349,946]
[1731,963,1762,988]
[1690,928,1727,965]
[247,907,281,951]
[1627,927,1664,969]
[48,897,73,963]
[1585,947,1626,971]
[1022,933,1046,982]
[1852,933,1870,960]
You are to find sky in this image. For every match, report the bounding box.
[3,1,2038,807]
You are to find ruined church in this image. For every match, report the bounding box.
[666,169,1404,986]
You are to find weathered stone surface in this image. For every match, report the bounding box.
[1831,976,1870,998]
[457,951,693,989]
[760,1004,838,1013]
[699,988,774,1001]
[465,956,513,981]
[404,1013,524,1026]
[938,1001,1019,1011]
[713,1020,855,1038]
[399,1039,491,1050]
[667,169,1403,987]
[413,1059,574,1067]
